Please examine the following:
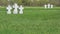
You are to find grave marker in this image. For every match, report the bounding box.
[48,4,51,8]
[19,5,24,14]
[51,4,53,8]
[44,4,47,8]
[13,3,19,14]
[6,5,12,14]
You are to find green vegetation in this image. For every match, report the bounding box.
[0,0,60,6]
[0,7,60,34]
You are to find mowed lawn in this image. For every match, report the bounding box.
[0,7,60,34]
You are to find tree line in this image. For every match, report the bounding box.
[0,0,60,6]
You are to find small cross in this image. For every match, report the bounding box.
[19,5,24,14]
[48,4,51,8]
[44,4,47,8]
[6,5,12,14]
[51,4,53,8]
[13,3,19,14]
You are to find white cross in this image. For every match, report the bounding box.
[51,4,53,8]
[6,5,12,14]
[19,5,24,14]
[44,4,47,8]
[13,3,19,14]
[48,4,51,8]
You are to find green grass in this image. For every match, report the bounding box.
[0,7,60,34]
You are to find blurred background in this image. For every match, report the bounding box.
[0,0,60,7]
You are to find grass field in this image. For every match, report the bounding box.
[0,7,60,34]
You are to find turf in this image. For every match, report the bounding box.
[0,7,60,34]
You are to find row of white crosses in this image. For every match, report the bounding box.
[6,3,24,14]
[44,4,53,8]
